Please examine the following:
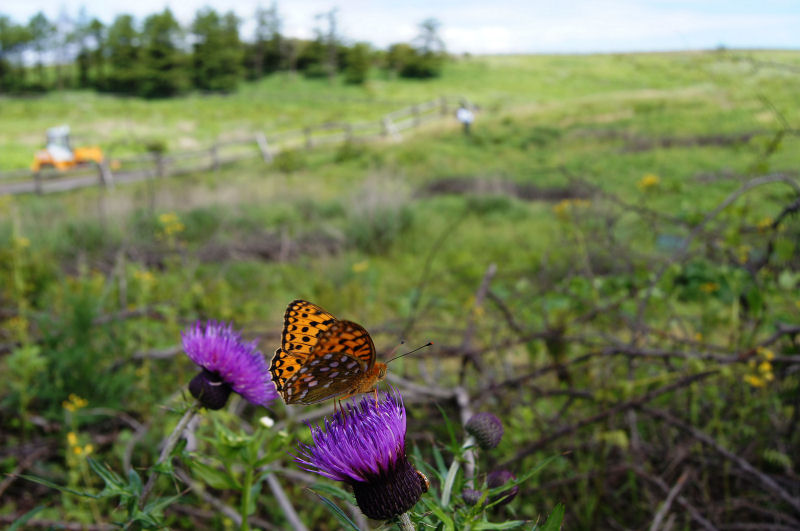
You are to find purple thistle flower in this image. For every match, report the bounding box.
[182,320,276,409]
[294,392,428,520]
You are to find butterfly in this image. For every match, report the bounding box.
[269,300,388,405]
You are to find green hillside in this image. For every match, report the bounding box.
[1,50,800,529]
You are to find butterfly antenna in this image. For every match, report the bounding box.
[386,342,434,364]
[384,340,406,359]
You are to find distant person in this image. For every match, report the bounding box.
[456,103,474,135]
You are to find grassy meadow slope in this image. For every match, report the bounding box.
[1,50,800,529]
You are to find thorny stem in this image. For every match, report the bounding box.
[398,512,415,531]
[440,436,475,508]
[139,403,199,509]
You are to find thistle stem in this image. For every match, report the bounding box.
[240,466,254,531]
[398,512,415,531]
[440,436,474,508]
[139,403,199,509]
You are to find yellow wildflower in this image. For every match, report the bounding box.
[756,347,775,361]
[744,374,766,388]
[0,195,13,213]
[63,394,88,411]
[738,245,751,264]
[83,444,94,456]
[67,432,78,447]
[637,173,660,191]
[73,446,83,455]
[758,361,772,374]
[157,212,185,239]
[553,199,570,220]
[352,260,369,273]
[699,282,719,294]
[134,269,155,284]
[757,217,773,231]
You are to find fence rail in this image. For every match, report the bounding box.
[0,96,466,196]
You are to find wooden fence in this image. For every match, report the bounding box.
[0,96,462,196]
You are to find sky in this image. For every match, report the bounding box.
[2,0,800,54]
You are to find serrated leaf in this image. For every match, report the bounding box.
[188,460,240,490]
[310,491,360,531]
[420,495,454,531]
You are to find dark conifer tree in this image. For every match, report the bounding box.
[191,8,244,92]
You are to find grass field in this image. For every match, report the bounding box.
[2,49,800,529]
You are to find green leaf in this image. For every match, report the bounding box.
[8,505,46,531]
[144,491,186,514]
[20,474,103,499]
[246,479,262,515]
[420,495,455,531]
[539,503,565,531]
[432,444,448,478]
[309,491,360,531]
[309,482,356,503]
[472,520,527,530]
[435,403,459,450]
[128,468,143,496]
[187,460,240,490]
[88,457,125,489]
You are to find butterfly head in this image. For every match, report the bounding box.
[376,362,387,382]
[358,362,387,392]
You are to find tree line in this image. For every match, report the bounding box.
[0,4,447,98]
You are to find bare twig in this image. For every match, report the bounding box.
[641,406,800,514]
[265,473,309,531]
[502,370,717,467]
[649,469,690,531]
[173,469,280,531]
[139,404,199,509]
[632,466,718,531]
[0,446,51,498]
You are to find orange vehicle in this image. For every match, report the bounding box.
[31,125,104,171]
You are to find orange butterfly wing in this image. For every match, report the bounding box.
[281,299,337,355]
[276,319,378,405]
[271,300,337,398]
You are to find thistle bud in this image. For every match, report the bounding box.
[465,412,504,450]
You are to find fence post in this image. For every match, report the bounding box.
[304,127,313,149]
[255,132,273,163]
[33,171,43,195]
[98,160,114,188]
[210,144,220,171]
[153,153,165,178]
[382,117,399,140]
